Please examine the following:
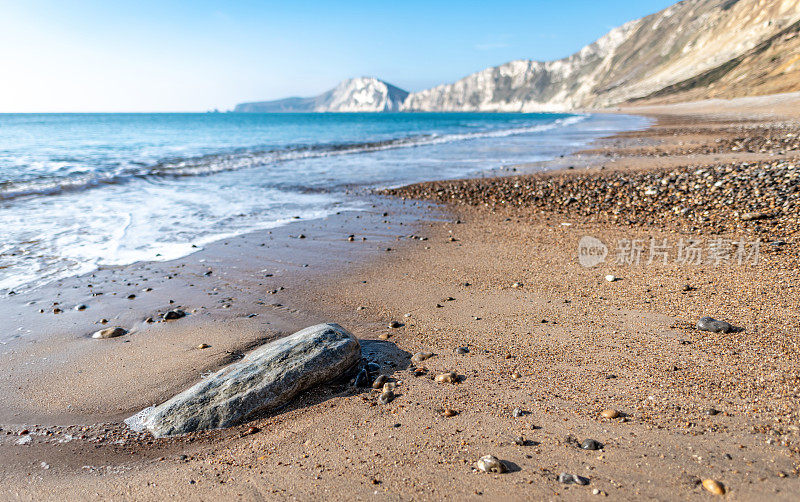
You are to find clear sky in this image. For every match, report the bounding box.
[0,0,678,112]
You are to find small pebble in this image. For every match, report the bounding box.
[377,390,394,405]
[600,409,620,419]
[92,327,127,339]
[702,479,725,495]
[443,409,458,417]
[559,473,589,485]
[388,321,403,329]
[697,317,734,333]
[455,346,469,354]
[581,439,602,450]
[434,371,457,384]
[411,352,434,364]
[164,309,186,320]
[476,455,506,473]
[354,369,370,388]
[705,408,720,416]
[197,343,210,349]
[75,304,87,311]
[605,275,617,282]
[372,375,387,389]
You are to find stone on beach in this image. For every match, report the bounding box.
[476,455,506,473]
[138,323,361,437]
[92,327,128,339]
[697,317,734,333]
[702,479,726,495]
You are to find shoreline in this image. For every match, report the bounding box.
[2,96,800,499]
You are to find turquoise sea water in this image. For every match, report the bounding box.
[0,112,647,291]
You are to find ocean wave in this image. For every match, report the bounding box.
[0,115,587,201]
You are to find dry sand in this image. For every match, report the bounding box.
[1,94,799,500]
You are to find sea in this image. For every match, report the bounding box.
[0,112,647,292]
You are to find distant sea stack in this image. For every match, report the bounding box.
[235,0,800,113]
[234,77,409,112]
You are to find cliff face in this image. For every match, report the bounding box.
[402,0,800,111]
[234,78,408,113]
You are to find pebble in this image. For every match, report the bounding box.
[702,479,725,495]
[92,327,128,339]
[511,371,521,379]
[197,343,210,349]
[434,371,457,384]
[705,408,720,416]
[388,321,404,329]
[127,294,136,299]
[372,375,387,389]
[354,369,370,388]
[476,455,506,473]
[511,282,523,289]
[382,382,397,392]
[559,473,589,485]
[512,408,525,418]
[378,333,391,340]
[697,317,734,333]
[600,409,620,419]
[75,304,87,311]
[605,275,617,282]
[581,439,603,450]
[411,352,434,364]
[455,346,469,354]
[443,408,458,417]
[164,309,186,320]
[242,426,260,436]
[377,390,394,405]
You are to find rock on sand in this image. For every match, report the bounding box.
[138,323,361,437]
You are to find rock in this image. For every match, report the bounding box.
[388,321,404,329]
[581,439,602,450]
[75,304,87,311]
[476,455,506,473]
[377,390,394,405]
[443,408,458,417]
[434,372,457,384]
[702,479,725,495]
[164,310,186,320]
[455,346,469,354]
[411,352,434,364]
[741,211,772,221]
[600,409,620,419]
[511,282,523,289]
[697,317,733,333]
[605,275,617,282]
[197,343,210,349]
[378,333,391,340]
[92,327,128,339]
[559,473,589,485]
[513,408,525,418]
[353,368,370,388]
[372,375,387,389]
[382,382,397,392]
[138,323,361,437]
[364,362,381,378]
[511,371,521,379]
[705,408,720,416]
[242,426,260,436]
[127,294,136,299]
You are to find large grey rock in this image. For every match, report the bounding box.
[139,323,360,437]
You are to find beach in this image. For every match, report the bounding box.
[2,94,800,500]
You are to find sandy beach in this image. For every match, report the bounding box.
[2,93,800,500]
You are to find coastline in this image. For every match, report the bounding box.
[2,96,800,499]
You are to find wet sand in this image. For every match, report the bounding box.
[2,94,800,500]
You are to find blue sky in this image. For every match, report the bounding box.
[0,0,677,112]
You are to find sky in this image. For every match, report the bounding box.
[0,0,678,112]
